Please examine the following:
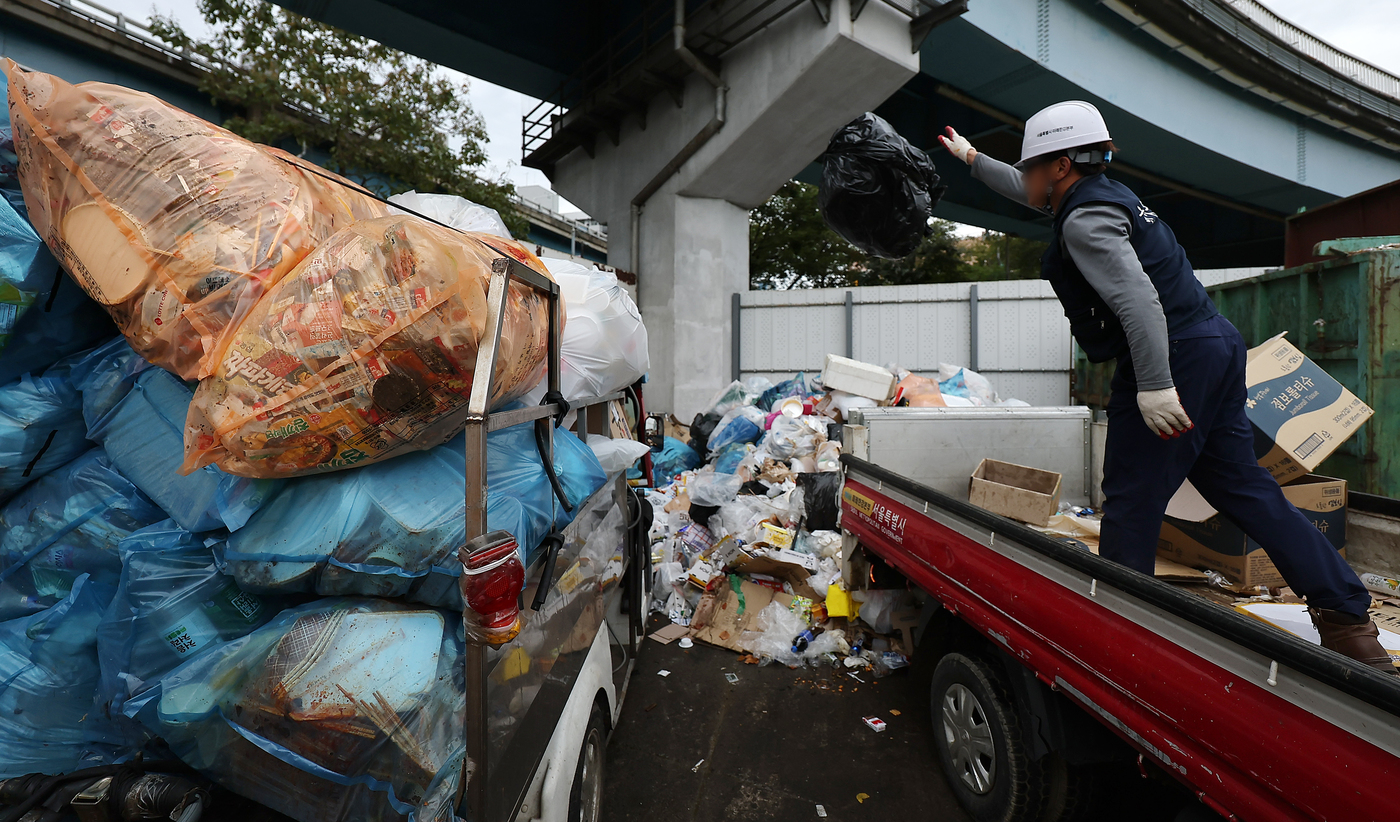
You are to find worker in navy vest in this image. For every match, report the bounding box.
[940,101,1394,675]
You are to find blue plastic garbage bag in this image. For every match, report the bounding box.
[125,597,466,822]
[757,372,810,413]
[707,417,762,451]
[0,358,91,502]
[651,437,700,486]
[0,448,165,622]
[0,273,115,387]
[711,442,750,474]
[0,573,120,777]
[97,521,279,726]
[0,196,49,355]
[221,421,607,608]
[72,339,278,532]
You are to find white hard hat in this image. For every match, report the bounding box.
[1016,101,1112,170]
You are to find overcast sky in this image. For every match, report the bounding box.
[100,0,1400,220]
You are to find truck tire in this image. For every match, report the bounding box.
[931,653,1047,822]
[1040,753,1099,822]
[567,704,608,822]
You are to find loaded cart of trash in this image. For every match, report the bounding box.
[639,353,1016,674]
[0,62,655,822]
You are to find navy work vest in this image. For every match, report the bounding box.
[1040,174,1217,362]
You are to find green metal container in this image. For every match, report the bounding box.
[1073,238,1400,496]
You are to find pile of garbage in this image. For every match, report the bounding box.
[643,356,1020,673]
[0,66,650,822]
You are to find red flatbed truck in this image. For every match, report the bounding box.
[839,453,1400,822]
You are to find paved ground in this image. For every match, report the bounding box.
[599,625,974,822]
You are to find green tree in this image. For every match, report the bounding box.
[151,0,523,236]
[960,230,1048,280]
[854,219,966,286]
[749,181,865,289]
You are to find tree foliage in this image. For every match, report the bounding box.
[749,181,1046,289]
[749,181,864,289]
[151,0,523,235]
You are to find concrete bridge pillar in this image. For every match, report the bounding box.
[550,0,919,418]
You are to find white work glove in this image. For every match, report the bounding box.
[938,126,976,165]
[1138,388,1194,439]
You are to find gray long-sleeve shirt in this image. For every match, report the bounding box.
[971,153,1174,390]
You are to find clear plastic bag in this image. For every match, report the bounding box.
[3,63,388,379]
[0,448,164,621]
[182,217,555,478]
[938,363,998,406]
[819,112,945,259]
[0,356,90,501]
[220,422,605,608]
[96,521,279,725]
[125,597,466,822]
[0,573,119,777]
[703,380,760,417]
[763,415,820,460]
[388,190,510,238]
[739,600,809,667]
[73,338,278,532]
[686,472,744,507]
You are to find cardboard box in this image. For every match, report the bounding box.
[691,575,794,652]
[968,458,1063,527]
[822,354,896,402]
[1244,335,1372,485]
[732,551,821,601]
[1157,475,1347,587]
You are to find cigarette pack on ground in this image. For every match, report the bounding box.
[181,216,555,478]
[3,61,387,379]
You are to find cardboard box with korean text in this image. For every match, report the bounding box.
[1244,334,1371,485]
[1158,475,1347,587]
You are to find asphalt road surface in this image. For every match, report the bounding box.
[600,627,974,822]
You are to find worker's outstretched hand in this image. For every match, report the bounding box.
[939,127,977,165]
[1138,388,1194,439]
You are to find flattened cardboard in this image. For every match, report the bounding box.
[968,458,1063,527]
[691,576,793,652]
[1243,335,1372,485]
[1158,475,1347,587]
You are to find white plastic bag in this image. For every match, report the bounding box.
[523,258,649,404]
[586,434,651,475]
[388,190,511,238]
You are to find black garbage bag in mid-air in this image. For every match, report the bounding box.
[819,112,946,259]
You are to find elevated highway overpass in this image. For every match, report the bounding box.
[7,0,1400,416]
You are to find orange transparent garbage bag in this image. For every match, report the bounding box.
[2,61,386,379]
[181,215,557,478]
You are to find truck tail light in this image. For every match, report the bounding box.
[460,530,525,645]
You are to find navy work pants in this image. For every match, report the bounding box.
[1098,314,1371,617]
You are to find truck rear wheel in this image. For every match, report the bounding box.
[567,705,607,822]
[931,653,1047,822]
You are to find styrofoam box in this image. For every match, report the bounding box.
[822,354,895,401]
